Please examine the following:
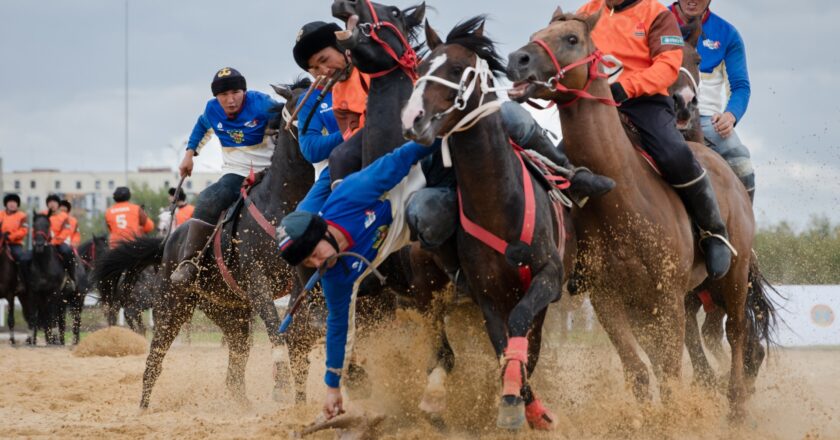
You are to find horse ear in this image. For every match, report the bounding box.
[550,6,564,24]
[474,19,486,38]
[406,2,426,28]
[583,10,602,32]
[425,19,442,50]
[271,84,294,101]
[686,19,703,47]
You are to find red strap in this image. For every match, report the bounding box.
[239,186,277,239]
[362,0,418,81]
[213,219,247,299]
[530,39,618,108]
[697,289,716,313]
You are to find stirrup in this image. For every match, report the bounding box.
[172,257,203,283]
[698,230,739,257]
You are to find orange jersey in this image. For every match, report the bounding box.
[67,215,81,247]
[105,202,152,247]
[43,210,72,245]
[331,67,369,139]
[174,204,195,228]
[0,210,28,245]
[578,0,684,98]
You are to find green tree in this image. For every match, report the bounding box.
[128,181,170,224]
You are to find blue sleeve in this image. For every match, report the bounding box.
[298,95,344,164]
[187,114,213,152]
[321,273,356,388]
[327,139,440,211]
[723,30,750,123]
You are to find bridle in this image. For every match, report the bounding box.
[356,0,419,81]
[677,66,700,98]
[529,38,619,108]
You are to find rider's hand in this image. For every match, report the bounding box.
[712,112,736,139]
[322,386,344,420]
[179,151,195,178]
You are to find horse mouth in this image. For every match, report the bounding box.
[676,119,691,130]
[508,80,537,102]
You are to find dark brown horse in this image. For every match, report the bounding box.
[403,17,575,431]
[93,79,314,409]
[506,8,775,420]
[671,21,704,143]
[28,213,72,345]
[0,232,23,344]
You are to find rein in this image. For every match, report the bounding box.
[357,0,419,81]
[530,38,619,108]
[678,66,700,96]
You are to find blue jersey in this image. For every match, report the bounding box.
[187,90,281,176]
[316,140,437,388]
[670,5,751,122]
[294,90,345,214]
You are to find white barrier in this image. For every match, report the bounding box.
[774,285,839,347]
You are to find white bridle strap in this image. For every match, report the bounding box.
[679,66,700,93]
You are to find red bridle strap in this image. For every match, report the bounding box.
[530,38,618,108]
[361,0,418,81]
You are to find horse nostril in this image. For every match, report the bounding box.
[518,53,531,67]
[413,109,425,124]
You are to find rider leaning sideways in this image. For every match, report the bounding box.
[171,67,281,286]
[578,0,734,279]
[670,0,755,201]
[104,187,154,248]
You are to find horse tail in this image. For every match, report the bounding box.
[91,237,164,304]
[745,255,782,352]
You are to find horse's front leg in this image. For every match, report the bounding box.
[685,289,717,388]
[500,261,562,431]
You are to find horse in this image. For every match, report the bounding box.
[671,21,704,144]
[506,8,776,419]
[28,213,74,345]
[0,232,23,344]
[92,79,314,409]
[402,17,576,430]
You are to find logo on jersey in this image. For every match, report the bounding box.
[217,67,232,78]
[244,118,258,128]
[702,39,721,50]
[217,122,223,130]
[661,36,685,47]
[320,103,329,109]
[633,22,645,37]
[227,130,245,144]
[372,225,388,250]
[364,210,377,228]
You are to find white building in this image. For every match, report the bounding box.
[2,167,222,216]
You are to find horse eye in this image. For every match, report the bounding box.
[391,8,401,18]
[568,36,578,45]
[452,67,463,76]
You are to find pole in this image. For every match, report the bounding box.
[124,0,130,184]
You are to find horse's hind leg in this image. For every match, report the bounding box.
[718,268,750,421]
[702,307,727,368]
[140,287,195,409]
[203,304,251,406]
[72,297,83,345]
[684,290,716,387]
[590,290,651,402]
[7,298,15,345]
[634,293,684,404]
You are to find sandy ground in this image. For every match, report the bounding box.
[1,304,838,439]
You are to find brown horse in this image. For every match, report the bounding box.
[403,17,575,430]
[0,233,22,344]
[507,8,774,419]
[671,21,704,144]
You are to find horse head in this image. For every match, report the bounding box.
[672,20,703,132]
[401,16,506,145]
[31,212,51,254]
[331,0,425,76]
[507,8,604,103]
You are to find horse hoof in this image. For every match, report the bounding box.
[525,399,557,431]
[418,389,446,415]
[272,385,294,406]
[496,396,526,431]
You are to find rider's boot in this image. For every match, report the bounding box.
[170,219,215,287]
[59,246,77,291]
[501,101,615,202]
[674,172,734,280]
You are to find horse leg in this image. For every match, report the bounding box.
[7,298,15,345]
[684,290,716,388]
[501,263,562,431]
[140,287,195,409]
[57,300,67,346]
[634,292,684,404]
[203,304,252,406]
[418,316,455,418]
[702,307,728,369]
[716,261,750,421]
[589,290,651,403]
[72,296,82,345]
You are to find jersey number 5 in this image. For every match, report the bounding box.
[115,214,128,229]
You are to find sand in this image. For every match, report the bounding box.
[72,327,148,358]
[0,305,838,439]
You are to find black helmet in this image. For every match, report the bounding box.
[211,67,247,96]
[3,193,20,207]
[168,187,186,202]
[113,186,131,202]
[277,211,329,266]
[59,200,72,212]
[293,21,343,70]
[46,194,61,205]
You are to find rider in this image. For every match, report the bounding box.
[105,187,154,248]
[43,194,77,284]
[168,187,195,229]
[578,0,734,279]
[59,200,81,247]
[292,20,371,211]
[171,67,282,286]
[670,0,755,201]
[277,138,438,420]
[1,194,30,265]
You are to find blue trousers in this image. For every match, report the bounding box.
[701,116,755,193]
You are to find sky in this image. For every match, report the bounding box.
[0,0,837,227]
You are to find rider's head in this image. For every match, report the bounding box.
[277,211,341,269]
[113,187,131,203]
[168,187,186,205]
[211,67,247,117]
[46,194,61,211]
[3,194,20,211]
[59,200,72,213]
[293,21,349,80]
[678,0,711,19]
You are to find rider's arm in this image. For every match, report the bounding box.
[186,114,213,157]
[297,95,344,164]
[139,209,154,234]
[613,11,683,100]
[722,29,751,124]
[54,218,73,243]
[321,272,358,388]
[327,140,440,211]
[9,214,28,242]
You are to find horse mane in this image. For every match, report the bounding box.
[288,75,312,92]
[267,76,313,129]
[445,15,506,76]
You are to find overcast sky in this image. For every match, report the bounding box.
[0,0,837,227]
